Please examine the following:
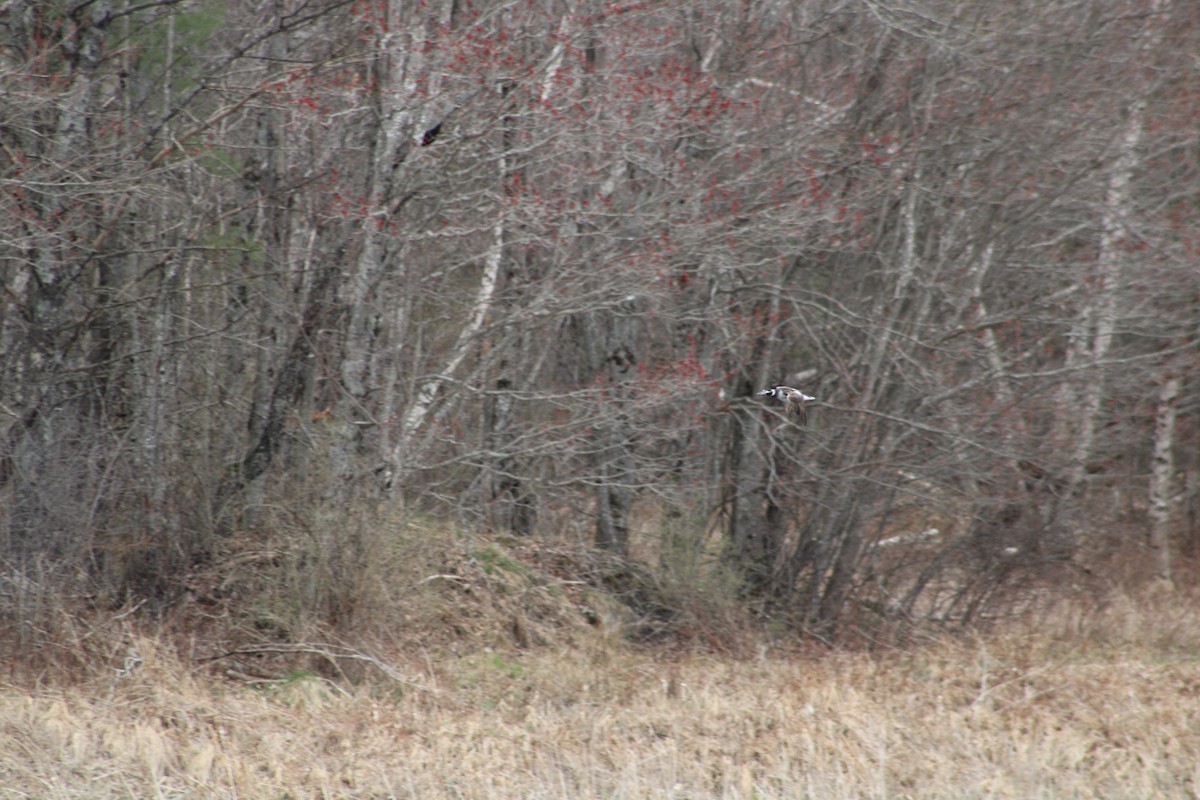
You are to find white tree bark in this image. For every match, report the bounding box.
[1066,102,1144,493]
[138,246,181,536]
[1149,372,1179,583]
[333,7,436,486]
[539,10,574,103]
[396,203,504,455]
[339,20,424,403]
[396,9,575,467]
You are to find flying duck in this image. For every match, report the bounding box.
[756,386,815,424]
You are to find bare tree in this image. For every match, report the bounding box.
[2,0,1197,640]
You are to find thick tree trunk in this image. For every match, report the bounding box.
[581,308,639,555]
[726,292,785,590]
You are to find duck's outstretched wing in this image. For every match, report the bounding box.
[781,388,814,424]
[757,386,815,425]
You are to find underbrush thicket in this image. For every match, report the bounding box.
[1,515,1198,798]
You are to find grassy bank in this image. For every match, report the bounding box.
[3,589,1198,799]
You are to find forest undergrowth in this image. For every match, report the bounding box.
[2,518,1198,800]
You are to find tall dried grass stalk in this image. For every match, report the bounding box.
[2,589,1198,798]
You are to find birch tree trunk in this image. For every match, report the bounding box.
[1065,102,1145,494]
[333,6,430,488]
[396,202,503,456]
[137,244,182,544]
[394,7,573,473]
[1148,372,1179,583]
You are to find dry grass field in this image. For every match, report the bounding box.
[3,585,1199,800]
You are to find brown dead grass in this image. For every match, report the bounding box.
[2,587,1199,799]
